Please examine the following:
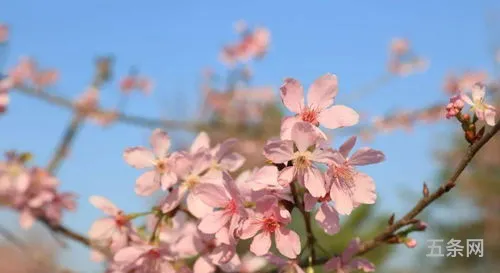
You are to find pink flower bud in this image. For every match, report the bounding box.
[405,238,417,248]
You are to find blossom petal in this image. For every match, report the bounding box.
[304,167,326,198]
[160,171,178,190]
[88,218,115,239]
[280,116,300,140]
[114,245,149,263]
[280,78,304,113]
[187,192,212,218]
[263,140,294,163]
[219,152,245,172]
[150,128,171,157]
[89,195,120,215]
[330,181,354,215]
[471,84,485,102]
[353,173,376,205]
[135,170,160,196]
[123,147,154,168]
[275,227,301,259]
[191,131,210,154]
[303,193,317,212]
[316,203,340,235]
[278,166,295,186]
[351,258,376,272]
[485,108,496,126]
[248,166,279,190]
[198,210,231,234]
[193,183,230,208]
[19,209,35,229]
[250,232,271,256]
[240,220,262,239]
[460,94,473,106]
[324,256,342,272]
[339,136,357,158]
[318,105,359,129]
[349,147,385,166]
[291,121,318,152]
[307,73,338,110]
[194,256,216,273]
[161,186,187,213]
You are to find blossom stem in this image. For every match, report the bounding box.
[290,181,317,265]
[46,114,84,173]
[149,213,165,244]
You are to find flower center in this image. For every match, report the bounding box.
[300,109,319,125]
[262,216,280,233]
[155,159,169,173]
[146,248,161,259]
[293,153,311,170]
[225,199,237,214]
[184,175,200,189]
[114,211,128,226]
[332,164,357,196]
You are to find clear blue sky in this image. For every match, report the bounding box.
[1,0,499,272]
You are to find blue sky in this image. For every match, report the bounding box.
[1,0,499,272]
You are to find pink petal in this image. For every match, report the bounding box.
[88,218,115,239]
[193,182,230,208]
[240,220,262,239]
[485,108,496,126]
[471,84,485,102]
[280,78,304,113]
[291,121,318,152]
[278,166,296,186]
[89,195,120,215]
[248,166,279,190]
[280,116,300,140]
[324,256,342,272]
[303,193,317,212]
[187,192,212,218]
[135,170,161,196]
[351,258,376,272]
[191,132,210,154]
[123,147,154,169]
[307,73,338,110]
[460,94,473,106]
[349,147,385,166]
[194,256,216,273]
[161,186,187,213]
[316,203,340,235]
[219,152,245,172]
[216,251,241,270]
[114,245,149,263]
[275,227,301,258]
[318,105,359,129]
[198,210,231,234]
[263,139,294,163]
[339,136,357,158]
[150,129,171,157]
[330,182,354,215]
[250,232,271,256]
[310,147,336,164]
[353,173,376,205]
[160,171,178,190]
[304,167,326,198]
[110,230,128,252]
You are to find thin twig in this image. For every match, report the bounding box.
[14,86,199,131]
[46,115,84,173]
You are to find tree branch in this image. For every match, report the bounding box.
[290,182,317,264]
[46,115,84,173]
[14,86,200,131]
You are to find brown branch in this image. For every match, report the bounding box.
[46,115,84,173]
[290,182,317,264]
[14,86,200,132]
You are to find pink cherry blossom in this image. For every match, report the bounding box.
[265,254,304,273]
[327,136,385,215]
[123,129,181,196]
[279,73,359,140]
[187,231,240,273]
[0,88,9,113]
[460,84,496,126]
[194,172,247,238]
[120,75,153,95]
[240,197,301,259]
[88,196,133,255]
[263,122,334,197]
[405,238,417,248]
[324,238,375,273]
[113,244,175,273]
[445,95,465,119]
[0,24,8,43]
[241,166,292,203]
[303,176,340,235]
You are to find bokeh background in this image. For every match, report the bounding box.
[1,0,499,272]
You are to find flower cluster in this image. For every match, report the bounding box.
[388,38,428,76]
[0,151,76,229]
[220,23,270,66]
[89,73,384,273]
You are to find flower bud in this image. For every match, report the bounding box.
[405,238,417,248]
